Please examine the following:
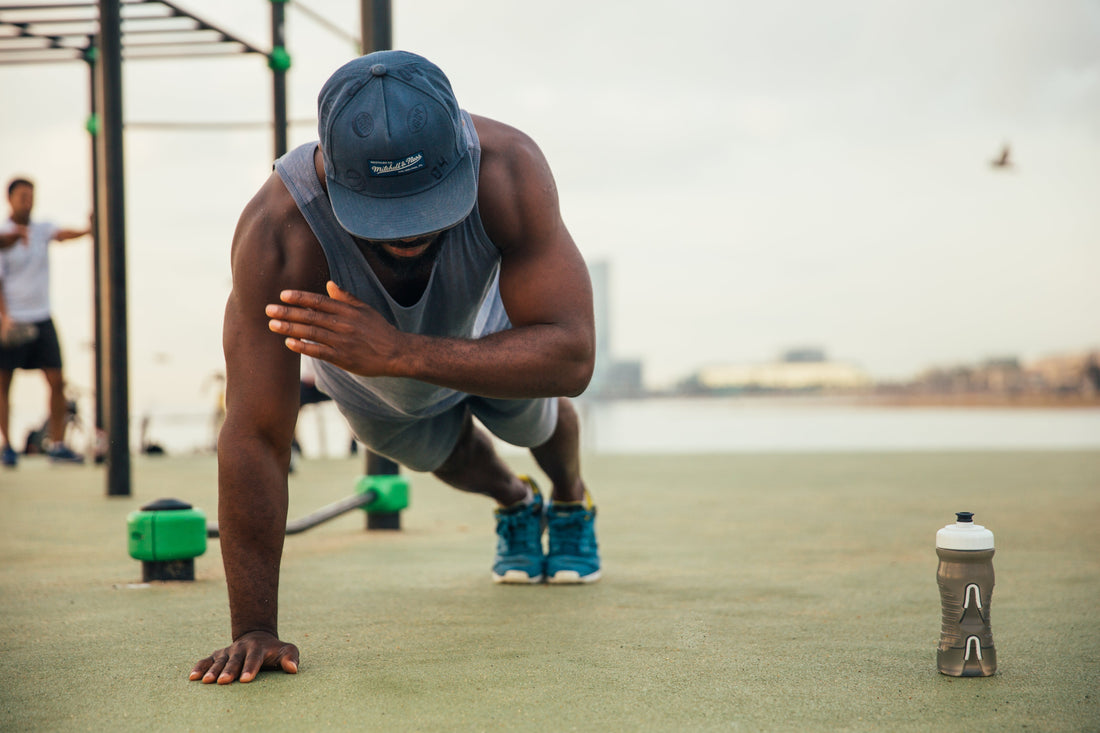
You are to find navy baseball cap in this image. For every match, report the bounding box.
[317,50,476,241]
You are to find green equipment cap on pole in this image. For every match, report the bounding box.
[269,46,292,71]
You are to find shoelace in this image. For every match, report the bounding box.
[549,511,590,555]
[497,510,541,552]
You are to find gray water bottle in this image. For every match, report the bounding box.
[936,511,996,676]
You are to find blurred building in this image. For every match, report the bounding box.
[898,349,1100,399]
[688,348,872,394]
[1028,351,1100,394]
[585,260,645,399]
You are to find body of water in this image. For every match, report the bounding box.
[577,397,1100,454]
[98,396,1100,458]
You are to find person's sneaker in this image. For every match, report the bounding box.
[1,445,16,468]
[491,476,545,584]
[47,443,85,465]
[546,491,601,584]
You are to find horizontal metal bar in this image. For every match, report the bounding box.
[0,3,96,11]
[116,48,257,60]
[206,490,379,538]
[0,51,82,64]
[0,0,264,55]
[126,118,316,131]
[155,0,263,54]
[0,15,96,25]
[121,37,240,48]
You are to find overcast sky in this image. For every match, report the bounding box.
[1,0,1098,428]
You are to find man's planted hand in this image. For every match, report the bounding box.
[189,630,299,685]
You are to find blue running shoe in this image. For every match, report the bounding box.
[546,492,601,584]
[2,445,16,468]
[492,476,545,584]
[47,443,85,465]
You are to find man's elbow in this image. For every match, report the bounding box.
[559,342,595,398]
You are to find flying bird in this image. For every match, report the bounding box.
[990,144,1012,170]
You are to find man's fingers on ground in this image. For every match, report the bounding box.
[240,650,266,683]
[188,657,213,681]
[201,656,226,684]
[217,651,246,685]
[278,644,300,674]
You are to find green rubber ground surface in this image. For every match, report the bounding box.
[2,451,1097,731]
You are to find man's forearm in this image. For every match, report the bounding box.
[397,323,594,400]
[217,430,290,639]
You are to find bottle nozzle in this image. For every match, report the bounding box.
[955,511,974,523]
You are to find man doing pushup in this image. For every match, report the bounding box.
[191,51,600,685]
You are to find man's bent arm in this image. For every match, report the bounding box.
[269,118,596,400]
[377,120,594,398]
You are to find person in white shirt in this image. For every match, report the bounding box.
[0,177,91,466]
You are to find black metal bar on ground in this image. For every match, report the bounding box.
[96,0,130,495]
[206,490,378,538]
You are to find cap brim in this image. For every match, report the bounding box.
[328,154,477,241]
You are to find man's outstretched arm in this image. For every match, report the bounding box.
[190,177,319,684]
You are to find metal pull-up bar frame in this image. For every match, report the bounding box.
[1,1,391,497]
[0,0,280,496]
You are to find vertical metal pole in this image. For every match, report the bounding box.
[360,0,392,54]
[95,0,131,495]
[270,0,289,159]
[85,46,105,444]
[359,0,396,505]
[365,452,401,530]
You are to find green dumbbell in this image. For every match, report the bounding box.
[127,498,207,581]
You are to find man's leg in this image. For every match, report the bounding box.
[1,369,14,456]
[529,397,586,503]
[432,408,528,507]
[533,397,601,584]
[432,409,546,584]
[43,368,67,444]
[42,368,82,463]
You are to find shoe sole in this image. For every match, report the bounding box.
[547,569,602,584]
[492,570,544,584]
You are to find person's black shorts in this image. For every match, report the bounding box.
[0,318,63,371]
[299,381,332,407]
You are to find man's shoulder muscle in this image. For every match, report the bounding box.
[470,114,561,251]
[232,172,327,291]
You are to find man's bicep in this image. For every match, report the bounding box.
[221,213,302,445]
[488,130,594,336]
[222,287,301,446]
[498,227,593,334]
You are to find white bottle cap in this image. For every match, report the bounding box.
[936,511,994,550]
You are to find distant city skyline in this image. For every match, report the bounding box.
[2,0,1098,442]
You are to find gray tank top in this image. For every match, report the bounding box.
[274,111,511,420]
